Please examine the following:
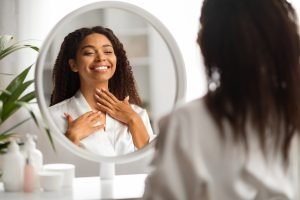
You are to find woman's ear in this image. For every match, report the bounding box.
[68,59,78,72]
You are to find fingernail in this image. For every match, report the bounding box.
[96,88,101,93]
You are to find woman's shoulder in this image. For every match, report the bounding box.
[157,96,221,148]
[130,104,148,115]
[158,97,210,138]
[167,97,207,121]
[49,96,75,112]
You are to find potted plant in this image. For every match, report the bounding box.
[0,35,54,154]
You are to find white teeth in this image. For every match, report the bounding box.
[95,66,108,70]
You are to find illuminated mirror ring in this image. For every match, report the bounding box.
[35,1,186,164]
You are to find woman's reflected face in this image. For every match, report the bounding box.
[68,33,117,87]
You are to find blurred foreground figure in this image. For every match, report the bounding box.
[143,0,300,199]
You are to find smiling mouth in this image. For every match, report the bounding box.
[93,65,109,72]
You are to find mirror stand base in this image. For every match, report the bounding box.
[99,162,115,180]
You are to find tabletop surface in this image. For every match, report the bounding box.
[0,174,147,200]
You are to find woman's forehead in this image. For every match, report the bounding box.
[80,33,113,48]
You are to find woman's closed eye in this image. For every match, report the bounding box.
[83,51,95,56]
[104,51,113,55]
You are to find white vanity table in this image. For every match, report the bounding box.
[0,174,147,200]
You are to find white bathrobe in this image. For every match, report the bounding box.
[49,91,154,157]
[143,98,300,200]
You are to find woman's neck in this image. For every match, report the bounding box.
[80,83,108,110]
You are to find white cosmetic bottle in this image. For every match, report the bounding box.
[2,139,25,192]
[23,134,43,172]
[23,134,43,190]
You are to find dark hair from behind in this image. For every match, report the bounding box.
[198,0,300,162]
[50,26,142,106]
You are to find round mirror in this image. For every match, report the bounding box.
[35,1,186,164]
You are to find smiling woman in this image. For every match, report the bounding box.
[42,7,180,133]
[35,2,186,173]
[49,26,155,156]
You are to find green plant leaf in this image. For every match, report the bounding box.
[0,102,21,124]
[0,44,39,61]
[0,35,39,60]
[0,100,2,124]
[0,142,10,154]
[1,80,34,122]
[0,134,12,141]
[6,80,33,101]
[0,35,13,52]
[0,35,55,152]
[13,101,56,152]
[45,126,56,152]
[0,89,11,96]
[0,117,31,135]
[18,91,35,102]
[5,65,32,92]
[0,65,32,102]
[0,140,10,146]
[24,45,39,52]
[16,101,39,128]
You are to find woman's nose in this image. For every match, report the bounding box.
[95,53,105,62]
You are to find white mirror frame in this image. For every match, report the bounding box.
[35,1,186,164]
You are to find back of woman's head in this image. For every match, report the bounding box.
[50,26,141,106]
[198,0,300,161]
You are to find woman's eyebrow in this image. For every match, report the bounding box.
[80,44,112,50]
[80,45,96,50]
[102,44,113,48]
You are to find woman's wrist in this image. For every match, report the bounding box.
[127,113,140,127]
[65,129,80,145]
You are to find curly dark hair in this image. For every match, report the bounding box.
[198,0,300,162]
[50,26,142,106]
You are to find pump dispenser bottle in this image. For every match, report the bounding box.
[22,134,43,190]
[2,139,25,192]
[23,134,43,172]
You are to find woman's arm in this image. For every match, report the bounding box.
[126,111,150,149]
[95,88,150,149]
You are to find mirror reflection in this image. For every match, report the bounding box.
[42,8,177,157]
